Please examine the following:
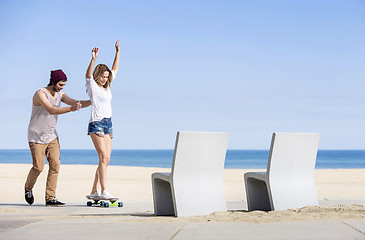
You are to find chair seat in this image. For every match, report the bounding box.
[152,172,171,182]
[244,171,267,181]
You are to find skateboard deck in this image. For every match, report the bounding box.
[86,197,123,207]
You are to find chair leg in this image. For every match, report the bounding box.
[152,178,175,216]
[245,177,272,211]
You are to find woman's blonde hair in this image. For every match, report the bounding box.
[93,64,113,88]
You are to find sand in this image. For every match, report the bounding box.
[0,163,365,222]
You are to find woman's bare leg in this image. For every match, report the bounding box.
[91,167,99,193]
[90,134,112,192]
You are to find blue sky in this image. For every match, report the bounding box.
[0,0,364,149]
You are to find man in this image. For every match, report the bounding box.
[25,69,90,206]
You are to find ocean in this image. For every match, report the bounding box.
[0,149,364,169]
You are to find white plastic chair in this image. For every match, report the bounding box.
[151,131,229,217]
[244,132,320,211]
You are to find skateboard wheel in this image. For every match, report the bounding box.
[100,201,105,206]
[103,202,109,207]
[87,201,92,206]
[118,202,123,207]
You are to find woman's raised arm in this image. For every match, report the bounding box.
[86,47,98,79]
[111,40,120,74]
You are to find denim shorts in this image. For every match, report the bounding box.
[88,118,113,138]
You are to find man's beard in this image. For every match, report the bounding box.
[52,85,60,92]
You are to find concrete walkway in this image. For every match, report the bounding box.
[1,201,364,240]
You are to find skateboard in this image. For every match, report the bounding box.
[86,197,123,208]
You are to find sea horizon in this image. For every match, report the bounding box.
[0,149,364,169]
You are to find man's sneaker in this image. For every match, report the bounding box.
[45,198,66,207]
[86,191,101,200]
[100,190,115,200]
[25,188,34,205]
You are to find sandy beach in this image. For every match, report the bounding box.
[0,163,365,223]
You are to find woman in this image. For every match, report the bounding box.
[85,40,119,200]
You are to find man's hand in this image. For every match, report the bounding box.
[92,47,99,60]
[70,101,82,112]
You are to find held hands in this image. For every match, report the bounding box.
[70,101,82,112]
[92,47,99,60]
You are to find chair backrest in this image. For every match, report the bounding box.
[267,132,320,180]
[171,131,229,181]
